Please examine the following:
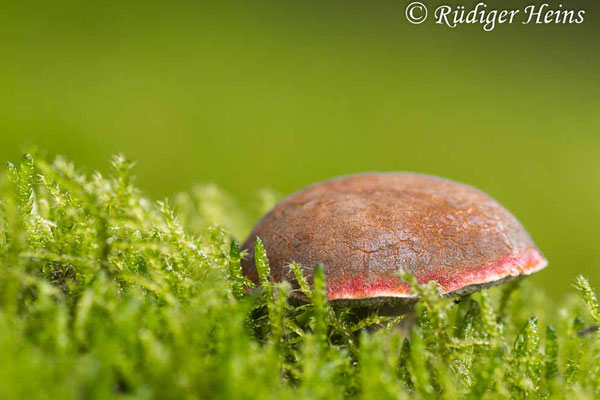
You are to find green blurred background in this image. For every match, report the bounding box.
[1,0,598,294]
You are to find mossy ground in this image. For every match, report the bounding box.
[0,153,598,399]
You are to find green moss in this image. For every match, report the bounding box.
[0,153,598,399]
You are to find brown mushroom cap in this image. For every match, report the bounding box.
[241,173,547,303]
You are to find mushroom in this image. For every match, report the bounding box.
[241,173,547,309]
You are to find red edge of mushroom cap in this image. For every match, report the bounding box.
[327,247,547,301]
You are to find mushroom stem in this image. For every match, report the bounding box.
[395,307,417,338]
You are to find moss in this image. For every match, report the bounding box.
[0,152,598,399]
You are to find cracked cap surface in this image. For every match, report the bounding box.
[241,173,547,302]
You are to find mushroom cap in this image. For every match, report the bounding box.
[241,173,547,303]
